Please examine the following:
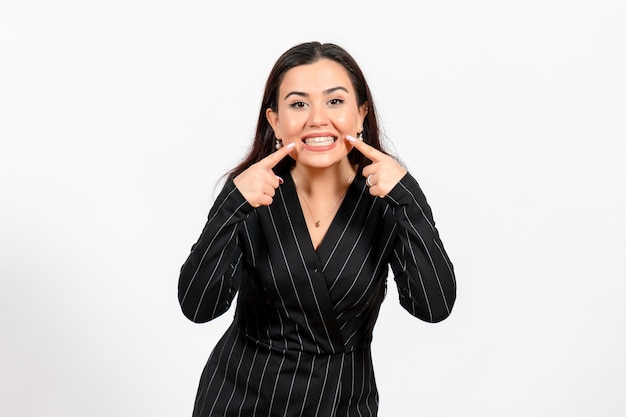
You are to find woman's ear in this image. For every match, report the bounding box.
[358,101,369,127]
[266,108,280,139]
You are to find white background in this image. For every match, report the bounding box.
[1,1,625,416]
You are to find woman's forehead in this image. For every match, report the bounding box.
[279,59,353,95]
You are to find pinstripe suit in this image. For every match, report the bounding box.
[179,171,456,416]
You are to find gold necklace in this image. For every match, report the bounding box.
[293,175,353,228]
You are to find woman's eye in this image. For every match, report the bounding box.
[289,101,307,109]
[328,98,345,106]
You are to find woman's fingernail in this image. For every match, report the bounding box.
[346,135,356,143]
[276,176,284,184]
[286,142,295,150]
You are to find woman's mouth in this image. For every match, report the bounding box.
[302,136,336,147]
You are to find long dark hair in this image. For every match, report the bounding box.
[226,41,387,181]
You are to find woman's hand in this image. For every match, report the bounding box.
[346,135,407,197]
[233,143,295,207]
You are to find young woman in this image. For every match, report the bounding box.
[178,41,456,417]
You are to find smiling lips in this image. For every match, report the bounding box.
[303,136,336,147]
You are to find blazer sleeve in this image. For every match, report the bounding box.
[178,180,253,323]
[385,173,456,323]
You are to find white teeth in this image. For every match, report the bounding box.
[303,136,335,146]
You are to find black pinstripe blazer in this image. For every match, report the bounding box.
[178,171,456,417]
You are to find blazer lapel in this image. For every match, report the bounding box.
[274,175,346,352]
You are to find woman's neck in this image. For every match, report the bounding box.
[291,160,356,197]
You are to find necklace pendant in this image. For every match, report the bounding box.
[315,221,320,227]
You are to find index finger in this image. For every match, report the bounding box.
[259,142,295,169]
[346,135,385,162]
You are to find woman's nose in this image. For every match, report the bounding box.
[307,104,329,127]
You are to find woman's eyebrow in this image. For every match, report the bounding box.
[283,86,349,100]
[284,91,308,100]
[324,86,349,95]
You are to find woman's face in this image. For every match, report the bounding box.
[266,59,368,170]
